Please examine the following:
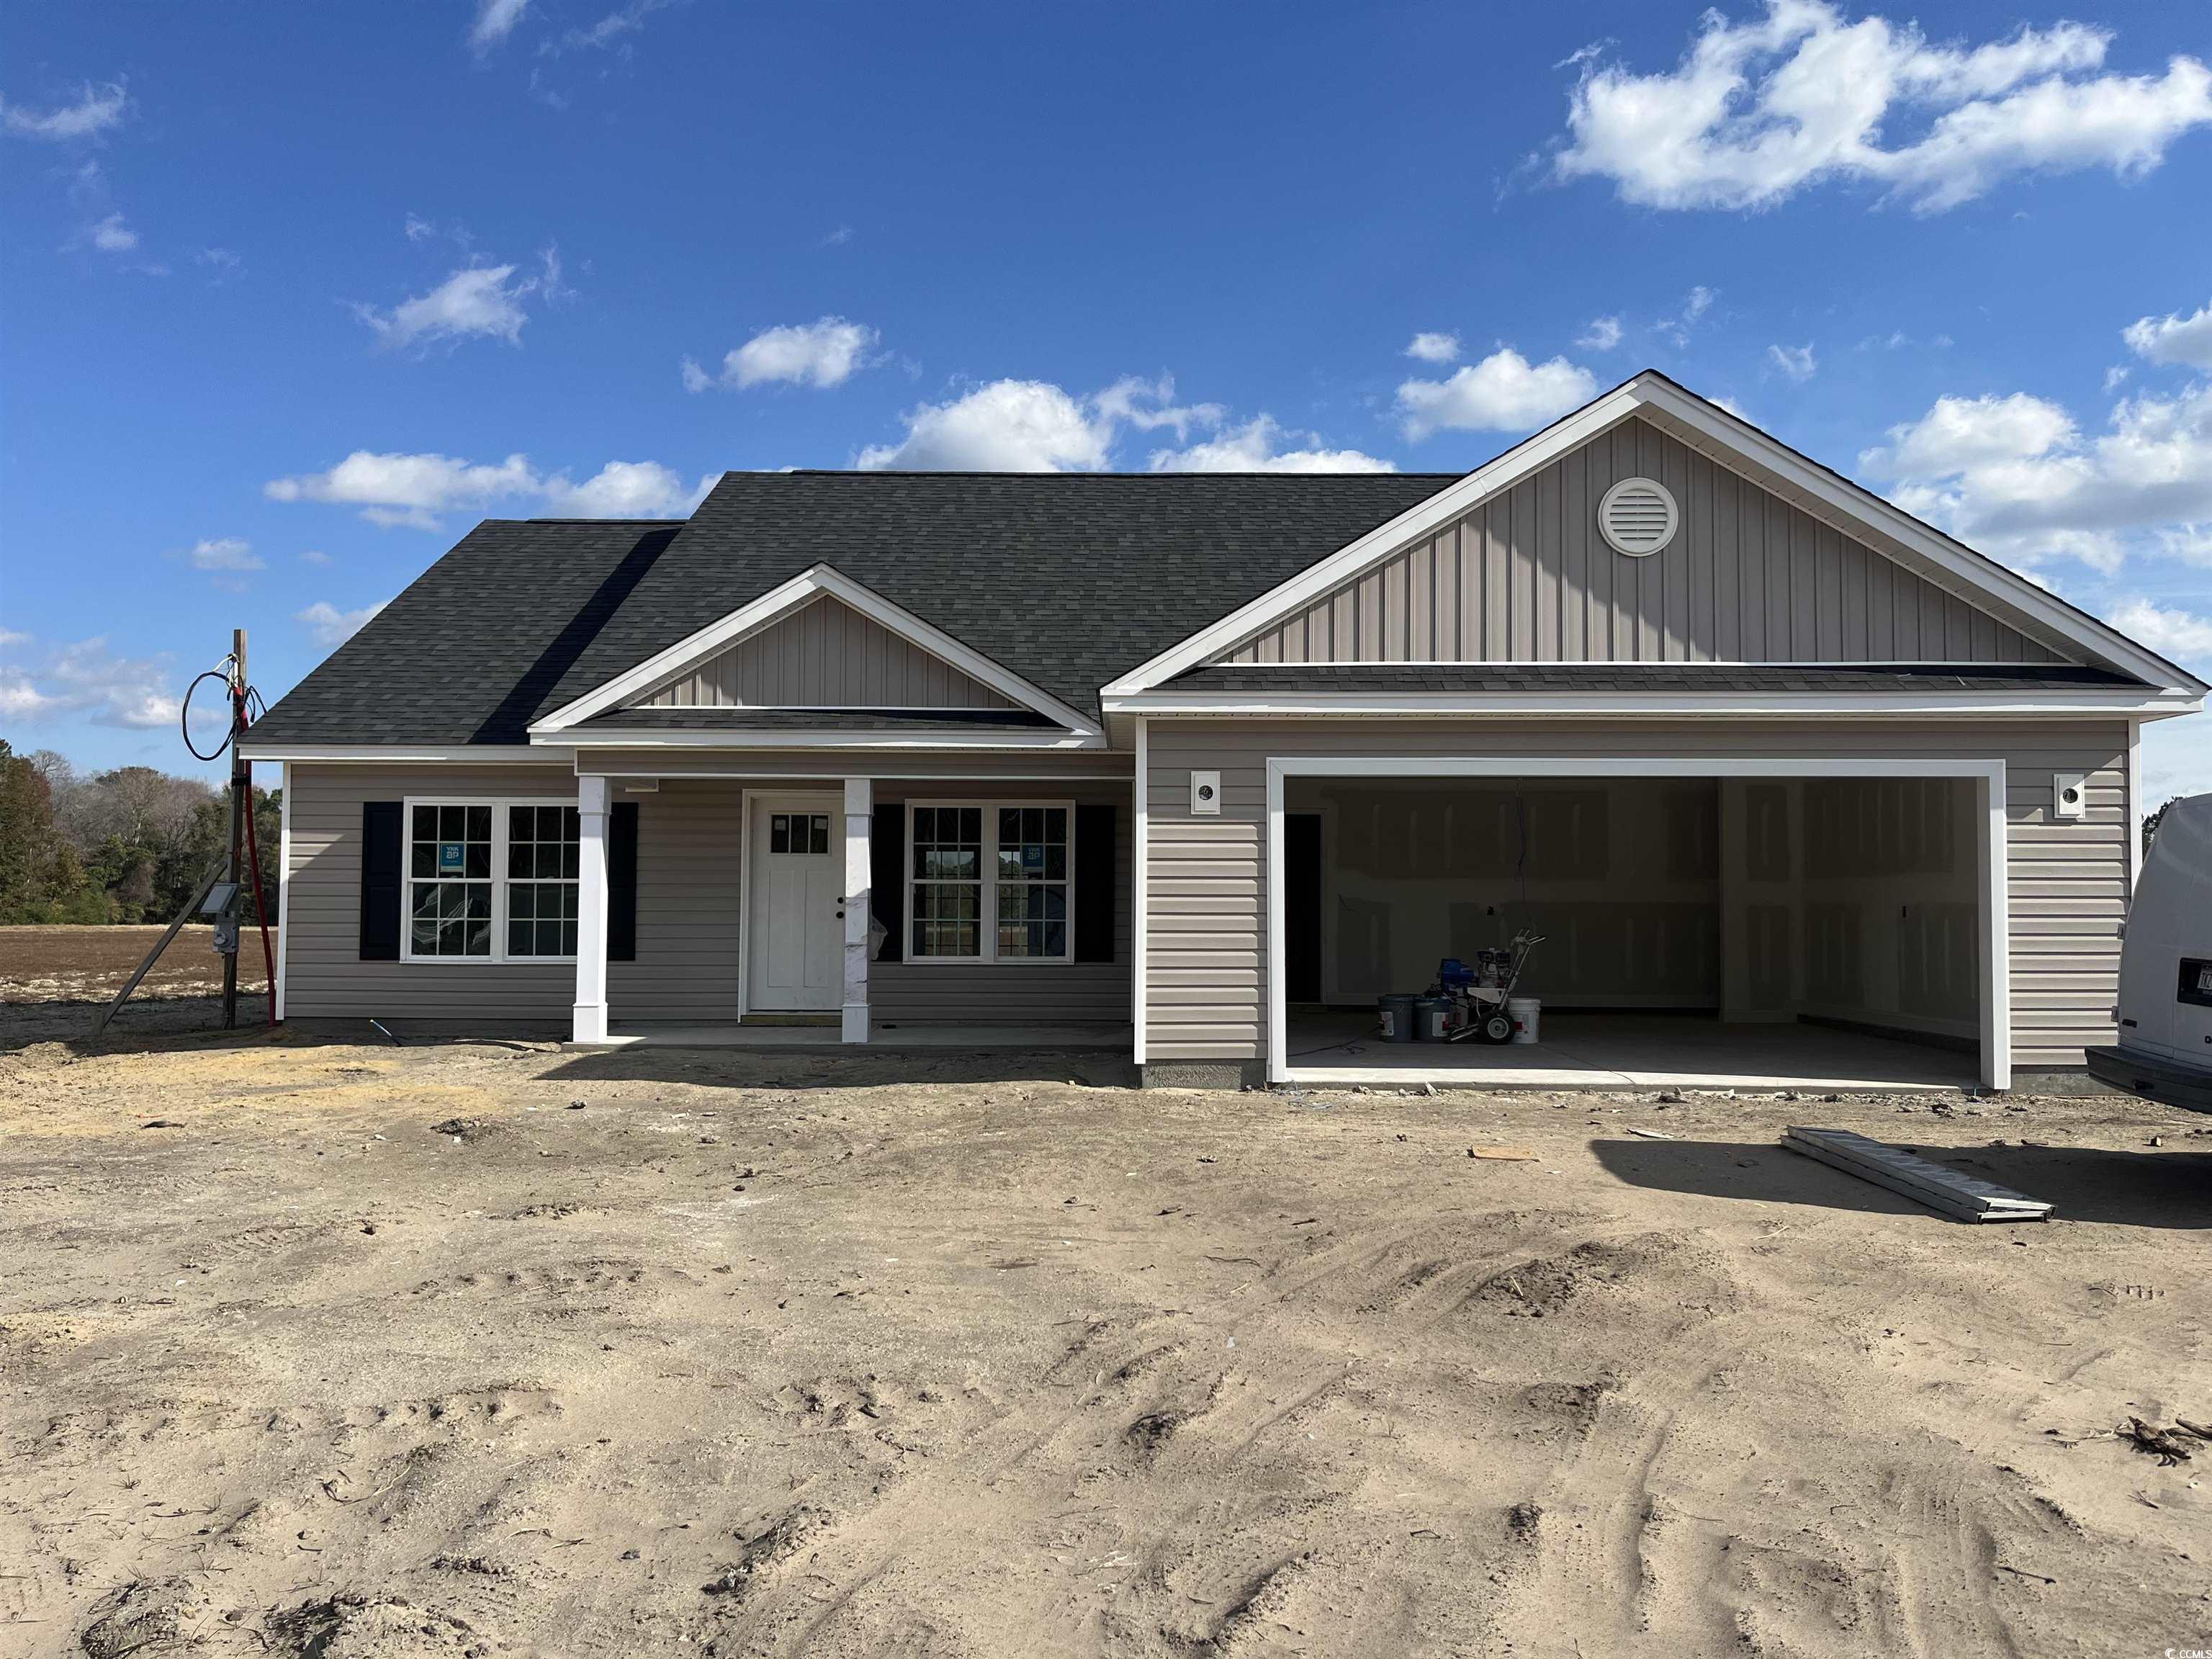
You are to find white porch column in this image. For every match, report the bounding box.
[572,773,611,1043]
[842,777,872,1043]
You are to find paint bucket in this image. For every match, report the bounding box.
[1413,995,1453,1042]
[1377,994,1418,1043]
[1507,997,1541,1044]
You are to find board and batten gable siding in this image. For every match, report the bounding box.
[1141,719,2131,1071]
[285,765,744,1023]
[642,594,1019,710]
[283,764,1129,1028]
[1223,418,2066,667]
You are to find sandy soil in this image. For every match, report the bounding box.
[2,961,2209,1655]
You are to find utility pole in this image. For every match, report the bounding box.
[223,628,247,1029]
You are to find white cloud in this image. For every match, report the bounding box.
[1657,285,1719,347]
[470,0,531,53]
[188,536,264,572]
[1861,382,2212,574]
[2124,296,2212,371]
[1396,347,1598,440]
[86,211,136,252]
[1091,374,1223,441]
[3,634,179,729]
[1405,331,1460,364]
[1148,415,1395,474]
[1,80,127,140]
[1554,3,2212,214]
[266,449,709,528]
[297,600,390,648]
[547,0,678,54]
[544,461,711,518]
[299,549,333,566]
[355,251,567,351]
[2105,598,2212,665]
[857,374,1367,473]
[1578,315,1624,351]
[2141,715,2212,805]
[0,666,51,719]
[700,317,878,390]
[1767,341,1817,380]
[860,380,1113,471]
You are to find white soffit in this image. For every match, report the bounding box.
[1101,373,2203,698]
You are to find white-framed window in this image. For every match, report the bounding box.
[907,801,1074,963]
[403,797,580,963]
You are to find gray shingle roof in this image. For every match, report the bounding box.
[248,473,1459,746]
[1172,662,2147,693]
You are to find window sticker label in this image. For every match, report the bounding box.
[439,842,466,874]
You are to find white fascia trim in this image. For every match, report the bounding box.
[237,744,567,764]
[1262,754,2010,1093]
[1105,690,2197,718]
[1104,373,2203,699]
[548,727,1103,750]
[1101,387,1647,696]
[529,563,1101,738]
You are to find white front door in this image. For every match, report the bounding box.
[747,795,845,1012]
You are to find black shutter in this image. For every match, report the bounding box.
[609,801,639,962]
[870,803,904,962]
[360,801,403,961]
[1074,803,1115,963]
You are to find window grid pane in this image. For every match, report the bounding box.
[505,801,580,957]
[994,806,1069,960]
[408,802,498,957]
[912,805,984,958]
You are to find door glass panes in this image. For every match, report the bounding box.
[770,813,830,855]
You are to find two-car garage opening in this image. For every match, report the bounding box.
[1269,760,2005,1092]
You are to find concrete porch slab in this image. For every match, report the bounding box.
[586,1022,1133,1052]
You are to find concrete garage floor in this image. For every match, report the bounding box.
[1287,1010,1979,1092]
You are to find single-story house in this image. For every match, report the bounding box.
[243,372,2204,1091]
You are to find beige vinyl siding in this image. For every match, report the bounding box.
[285,765,742,1024]
[1226,418,2064,667]
[1141,719,2130,1071]
[871,781,1130,1027]
[284,763,1128,1030]
[643,594,1018,709]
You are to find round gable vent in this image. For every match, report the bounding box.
[1598,477,1678,557]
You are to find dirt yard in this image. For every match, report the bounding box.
[2,932,2208,1657]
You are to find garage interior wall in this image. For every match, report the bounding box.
[1287,777,1721,1007]
[1286,773,1978,1042]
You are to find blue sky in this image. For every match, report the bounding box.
[4,0,2210,804]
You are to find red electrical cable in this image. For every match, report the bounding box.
[238,685,278,1026]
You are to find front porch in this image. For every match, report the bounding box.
[567,768,1134,1046]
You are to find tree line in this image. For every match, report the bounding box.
[0,739,281,925]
